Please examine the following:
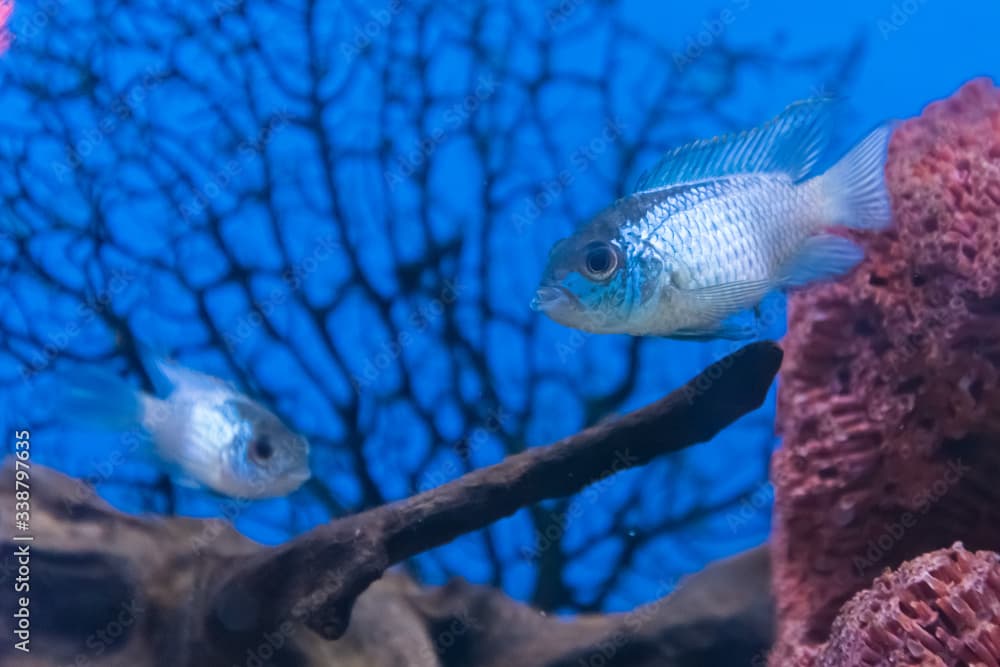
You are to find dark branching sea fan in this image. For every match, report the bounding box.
[0,1,866,665]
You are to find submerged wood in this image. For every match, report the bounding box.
[0,341,782,666]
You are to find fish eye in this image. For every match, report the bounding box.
[250,437,274,463]
[582,241,618,279]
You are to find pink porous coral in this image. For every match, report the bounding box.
[770,78,1000,665]
[818,544,1000,667]
[0,1,11,55]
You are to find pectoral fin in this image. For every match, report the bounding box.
[662,277,772,341]
[684,278,773,321]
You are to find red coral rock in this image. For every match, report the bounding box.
[819,544,1000,667]
[0,1,11,55]
[770,78,1000,666]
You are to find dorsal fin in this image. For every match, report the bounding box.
[631,97,836,193]
[137,346,229,398]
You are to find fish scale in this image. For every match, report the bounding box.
[634,176,808,290]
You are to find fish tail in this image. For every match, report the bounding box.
[54,365,144,431]
[815,124,894,231]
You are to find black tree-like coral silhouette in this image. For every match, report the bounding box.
[0,0,861,615]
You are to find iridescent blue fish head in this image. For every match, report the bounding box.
[222,398,312,498]
[532,219,660,333]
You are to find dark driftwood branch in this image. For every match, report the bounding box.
[214,341,782,640]
[406,544,774,667]
[1,341,781,666]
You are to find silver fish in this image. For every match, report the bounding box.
[57,353,311,498]
[532,98,892,339]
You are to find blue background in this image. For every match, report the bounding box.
[0,0,997,613]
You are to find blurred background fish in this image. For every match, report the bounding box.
[53,352,311,499]
[532,98,892,339]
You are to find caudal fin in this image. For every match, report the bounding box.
[817,124,894,231]
[53,365,143,431]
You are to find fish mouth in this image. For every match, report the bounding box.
[531,285,582,313]
[267,469,311,497]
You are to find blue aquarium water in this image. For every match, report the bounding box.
[0,0,997,619]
